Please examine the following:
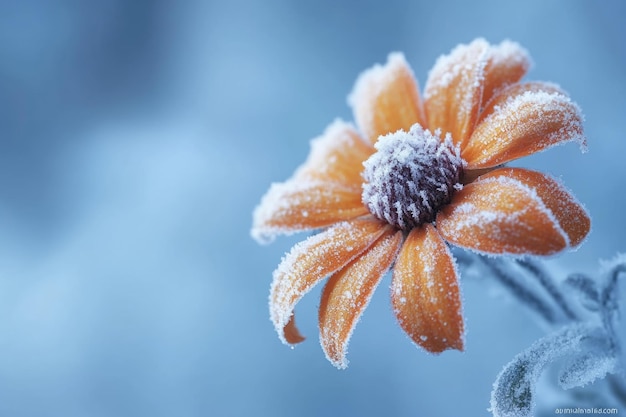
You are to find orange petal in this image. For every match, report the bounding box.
[463,86,586,169]
[477,81,564,125]
[251,181,369,244]
[424,38,490,148]
[269,217,389,345]
[319,229,403,368]
[437,172,570,255]
[295,119,375,185]
[349,53,426,145]
[284,314,305,344]
[478,168,590,247]
[480,40,532,111]
[391,224,464,353]
[251,121,373,244]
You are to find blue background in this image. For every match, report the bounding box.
[0,0,624,416]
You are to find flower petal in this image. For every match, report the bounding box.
[463,86,586,169]
[437,172,570,255]
[478,168,590,248]
[319,229,403,369]
[349,53,426,145]
[295,119,375,185]
[251,121,373,244]
[477,81,564,125]
[424,38,489,148]
[270,217,389,345]
[283,314,305,344]
[251,181,369,244]
[480,40,532,110]
[391,224,464,353]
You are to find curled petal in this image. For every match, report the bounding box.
[479,168,590,248]
[294,119,375,185]
[391,224,464,353]
[319,229,403,369]
[424,38,489,148]
[270,218,388,345]
[251,181,369,244]
[463,87,586,169]
[349,53,426,145]
[480,40,532,110]
[437,173,570,255]
[284,314,305,344]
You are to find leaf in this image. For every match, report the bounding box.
[490,324,595,417]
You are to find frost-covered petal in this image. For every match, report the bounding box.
[270,217,389,345]
[424,38,489,148]
[482,168,590,248]
[478,81,564,125]
[251,181,369,244]
[294,119,375,185]
[319,229,402,369]
[480,40,532,111]
[349,53,426,145]
[252,120,375,244]
[463,87,586,169]
[437,173,570,255]
[391,224,464,353]
[283,314,305,344]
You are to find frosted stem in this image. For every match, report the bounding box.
[515,258,579,321]
[478,257,558,324]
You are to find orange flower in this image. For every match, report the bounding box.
[251,38,590,369]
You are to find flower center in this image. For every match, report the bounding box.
[361,124,464,230]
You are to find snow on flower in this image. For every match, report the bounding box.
[251,38,590,369]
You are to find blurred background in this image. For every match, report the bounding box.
[0,0,624,416]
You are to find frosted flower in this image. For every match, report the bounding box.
[251,38,590,369]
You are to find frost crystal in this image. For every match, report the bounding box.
[361,124,464,230]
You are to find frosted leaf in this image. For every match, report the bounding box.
[559,350,617,390]
[490,324,595,417]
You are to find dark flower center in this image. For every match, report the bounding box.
[361,124,464,230]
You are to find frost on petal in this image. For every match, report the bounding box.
[251,120,375,243]
[463,88,586,169]
[251,180,369,244]
[294,119,374,185]
[481,40,532,111]
[437,173,569,256]
[269,217,388,345]
[319,229,402,369]
[348,52,425,145]
[483,168,590,248]
[478,81,564,125]
[490,324,594,417]
[424,38,490,149]
[391,224,464,353]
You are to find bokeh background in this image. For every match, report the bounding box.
[1,0,625,416]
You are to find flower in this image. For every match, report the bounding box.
[251,38,590,369]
